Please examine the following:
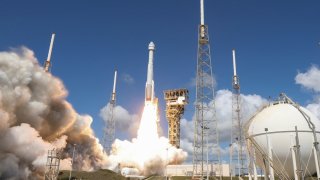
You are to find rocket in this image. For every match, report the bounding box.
[145,42,155,103]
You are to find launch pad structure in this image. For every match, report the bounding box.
[164,89,189,148]
[103,70,117,154]
[193,0,221,178]
[229,49,247,178]
[45,149,61,180]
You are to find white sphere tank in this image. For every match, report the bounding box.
[245,101,320,178]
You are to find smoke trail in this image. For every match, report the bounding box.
[0,47,107,179]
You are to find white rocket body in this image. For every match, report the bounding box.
[145,42,155,103]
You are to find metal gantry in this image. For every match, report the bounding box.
[164,89,189,148]
[45,149,61,180]
[193,0,221,178]
[102,70,117,154]
[229,49,246,179]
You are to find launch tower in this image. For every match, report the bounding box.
[103,70,117,154]
[164,89,189,148]
[193,0,221,178]
[229,49,246,178]
[45,149,61,180]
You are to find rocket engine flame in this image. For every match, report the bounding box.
[137,102,159,143]
[107,102,187,176]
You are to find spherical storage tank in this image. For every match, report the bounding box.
[245,98,320,178]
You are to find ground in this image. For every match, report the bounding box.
[58,169,126,180]
[58,170,318,180]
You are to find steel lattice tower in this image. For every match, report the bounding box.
[103,70,117,154]
[45,149,61,180]
[193,0,221,178]
[229,49,246,178]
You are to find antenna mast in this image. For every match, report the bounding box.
[193,0,221,179]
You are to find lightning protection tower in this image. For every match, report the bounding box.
[44,33,55,72]
[164,89,189,149]
[45,149,61,180]
[229,49,246,178]
[103,70,117,154]
[193,0,221,178]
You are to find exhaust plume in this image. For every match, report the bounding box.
[0,47,107,179]
[102,102,187,176]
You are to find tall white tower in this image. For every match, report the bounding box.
[229,49,246,178]
[193,0,221,179]
[103,70,117,154]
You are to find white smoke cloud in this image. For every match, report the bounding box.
[0,47,107,179]
[295,65,320,93]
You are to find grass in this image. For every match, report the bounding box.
[57,170,318,180]
[58,169,126,180]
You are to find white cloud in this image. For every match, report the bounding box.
[307,102,320,120]
[179,89,267,162]
[122,73,135,85]
[295,65,320,92]
[100,103,140,138]
[295,65,320,120]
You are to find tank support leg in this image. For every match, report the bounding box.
[265,130,274,180]
[291,135,299,180]
[312,146,320,179]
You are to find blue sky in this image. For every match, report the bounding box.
[0,0,319,142]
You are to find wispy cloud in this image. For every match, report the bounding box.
[122,73,135,85]
[188,72,217,88]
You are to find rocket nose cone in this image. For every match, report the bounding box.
[148,42,155,50]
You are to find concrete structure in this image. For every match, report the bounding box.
[167,164,229,177]
[164,89,189,148]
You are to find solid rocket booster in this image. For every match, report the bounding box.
[145,42,155,102]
